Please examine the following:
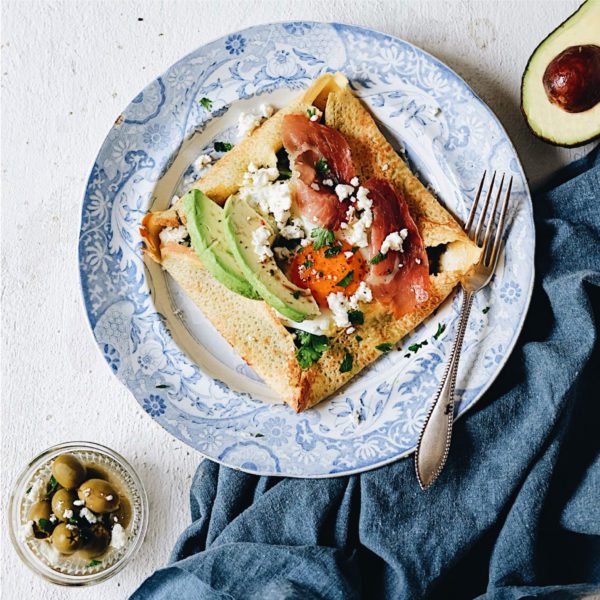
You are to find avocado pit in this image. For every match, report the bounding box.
[543,44,600,113]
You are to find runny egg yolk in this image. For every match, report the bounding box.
[289,240,368,308]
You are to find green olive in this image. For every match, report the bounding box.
[51,454,87,489]
[51,523,81,554]
[77,479,119,513]
[28,501,52,525]
[111,495,132,529]
[51,488,76,520]
[78,523,111,559]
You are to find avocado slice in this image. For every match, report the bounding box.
[182,189,259,299]
[521,0,600,147]
[223,195,320,322]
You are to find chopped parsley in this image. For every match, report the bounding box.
[369,252,385,265]
[307,107,316,118]
[26,486,32,494]
[337,270,354,288]
[355,335,363,342]
[302,259,314,269]
[311,227,335,250]
[214,141,233,152]
[482,306,491,314]
[253,433,264,438]
[351,246,359,253]
[408,339,428,353]
[37,518,55,535]
[340,351,353,373]
[315,157,329,178]
[155,384,170,389]
[324,245,342,258]
[88,559,102,568]
[295,331,329,369]
[199,97,212,110]
[376,343,393,353]
[348,310,364,325]
[433,323,446,340]
[46,475,59,497]
[292,291,301,299]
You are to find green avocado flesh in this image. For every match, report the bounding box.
[521,0,600,146]
[183,190,259,299]
[223,195,320,322]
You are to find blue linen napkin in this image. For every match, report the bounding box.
[132,149,600,600]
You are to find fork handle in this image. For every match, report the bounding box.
[415,288,474,489]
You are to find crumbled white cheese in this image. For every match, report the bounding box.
[340,222,348,229]
[73,500,84,506]
[27,478,46,502]
[105,495,113,501]
[279,218,305,240]
[238,111,263,136]
[66,523,76,530]
[49,514,57,523]
[111,524,127,550]
[346,326,356,334]
[240,163,291,230]
[344,251,354,259]
[307,106,322,122]
[382,163,389,172]
[63,509,73,519]
[343,187,373,248]
[311,183,320,191]
[334,184,354,201]
[351,281,373,306]
[80,507,98,524]
[350,176,360,187]
[356,186,372,210]
[322,178,334,187]
[194,154,212,169]
[380,229,408,255]
[19,520,35,541]
[327,292,351,327]
[159,225,189,245]
[252,225,274,262]
[260,103,274,118]
[413,284,429,303]
[415,258,421,264]
[169,194,180,207]
[300,238,311,247]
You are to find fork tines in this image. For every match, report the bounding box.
[466,170,513,270]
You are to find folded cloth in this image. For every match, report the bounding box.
[131,148,600,600]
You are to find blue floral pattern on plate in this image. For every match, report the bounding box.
[78,23,534,478]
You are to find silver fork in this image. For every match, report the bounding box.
[414,171,513,490]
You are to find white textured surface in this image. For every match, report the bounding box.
[1,0,589,597]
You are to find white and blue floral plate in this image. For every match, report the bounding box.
[79,22,534,478]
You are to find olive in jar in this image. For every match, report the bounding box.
[51,523,81,554]
[51,454,87,490]
[51,488,76,520]
[79,523,111,559]
[77,479,120,513]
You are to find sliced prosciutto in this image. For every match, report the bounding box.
[364,178,430,318]
[282,114,356,230]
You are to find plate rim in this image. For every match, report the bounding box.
[78,20,535,478]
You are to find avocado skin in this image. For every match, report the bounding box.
[520,0,600,148]
[183,190,260,299]
[223,195,320,323]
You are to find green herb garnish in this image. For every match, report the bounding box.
[433,323,446,340]
[324,245,342,258]
[253,433,264,438]
[88,559,102,567]
[408,339,428,353]
[351,246,359,253]
[315,157,329,178]
[340,351,353,373]
[46,475,59,497]
[292,291,301,299]
[199,97,212,110]
[355,335,363,342]
[311,227,335,250]
[482,306,490,314]
[214,141,233,152]
[155,384,170,389]
[302,259,314,269]
[337,270,354,288]
[26,486,32,494]
[369,252,385,265]
[376,343,393,353]
[348,310,364,325]
[295,331,329,369]
[37,518,55,534]
[307,107,316,118]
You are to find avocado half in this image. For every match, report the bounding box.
[521,0,600,147]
